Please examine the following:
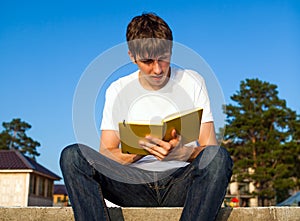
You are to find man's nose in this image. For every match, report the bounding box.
[153,60,162,74]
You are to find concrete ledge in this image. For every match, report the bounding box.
[0,207,300,221]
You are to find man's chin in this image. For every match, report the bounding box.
[150,80,168,89]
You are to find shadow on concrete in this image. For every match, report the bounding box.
[109,207,125,221]
[216,207,233,221]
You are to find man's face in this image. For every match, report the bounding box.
[134,53,171,90]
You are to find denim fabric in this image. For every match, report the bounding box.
[60,144,233,221]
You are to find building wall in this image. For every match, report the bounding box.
[227,181,258,207]
[0,171,56,207]
[53,194,69,207]
[28,195,53,206]
[0,172,30,206]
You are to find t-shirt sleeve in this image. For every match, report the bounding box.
[189,70,214,123]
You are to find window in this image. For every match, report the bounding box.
[47,181,53,197]
[29,174,37,195]
[239,182,250,195]
[39,177,45,196]
[29,174,55,198]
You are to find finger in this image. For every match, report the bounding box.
[145,135,168,150]
[139,140,169,155]
[171,129,177,138]
[143,146,166,160]
[139,141,167,160]
[138,140,157,149]
[169,134,182,149]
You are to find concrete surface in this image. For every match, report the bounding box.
[0,207,299,221]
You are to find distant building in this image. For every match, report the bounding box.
[0,150,61,207]
[53,184,70,206]
[225,180,258,207]
[224,169,258,207]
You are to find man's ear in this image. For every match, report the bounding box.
[128,51,136,64]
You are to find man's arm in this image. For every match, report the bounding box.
[99,130,143,164]
[187,121,217,161]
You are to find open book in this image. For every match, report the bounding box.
[119,107,203,155]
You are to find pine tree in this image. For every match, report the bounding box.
[223,78,299,205]
[0,118,40,159]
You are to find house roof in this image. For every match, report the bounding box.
[277,191,300,206]
[0,150,61,180]
[54,184,68,195]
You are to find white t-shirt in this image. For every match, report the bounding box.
[100,67,214,171]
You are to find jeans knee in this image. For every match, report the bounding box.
[60,144,81,170]
[196,146,232,177]
[211,146,232,178]
[217,146,232,165]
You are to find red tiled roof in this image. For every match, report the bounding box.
[0,150,32,169]
[0,150,61,180]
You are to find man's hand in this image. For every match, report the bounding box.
[138,129,193,161]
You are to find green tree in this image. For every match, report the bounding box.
[223,78,300,206]
[0,118,40,159]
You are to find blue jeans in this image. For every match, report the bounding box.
[60,144,232,221]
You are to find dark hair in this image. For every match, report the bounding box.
[126,13,173,59]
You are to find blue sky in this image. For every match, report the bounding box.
[1,0,299,182]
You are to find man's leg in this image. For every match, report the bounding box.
[181,146,233,221]
[60,144,160,221]
[60,144,110,220]
[158,146,232,221]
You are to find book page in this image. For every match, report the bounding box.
[163,107,203,144]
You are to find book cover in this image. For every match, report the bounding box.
[119,107,203,155]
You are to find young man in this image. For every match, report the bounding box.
[60,13,233,221]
